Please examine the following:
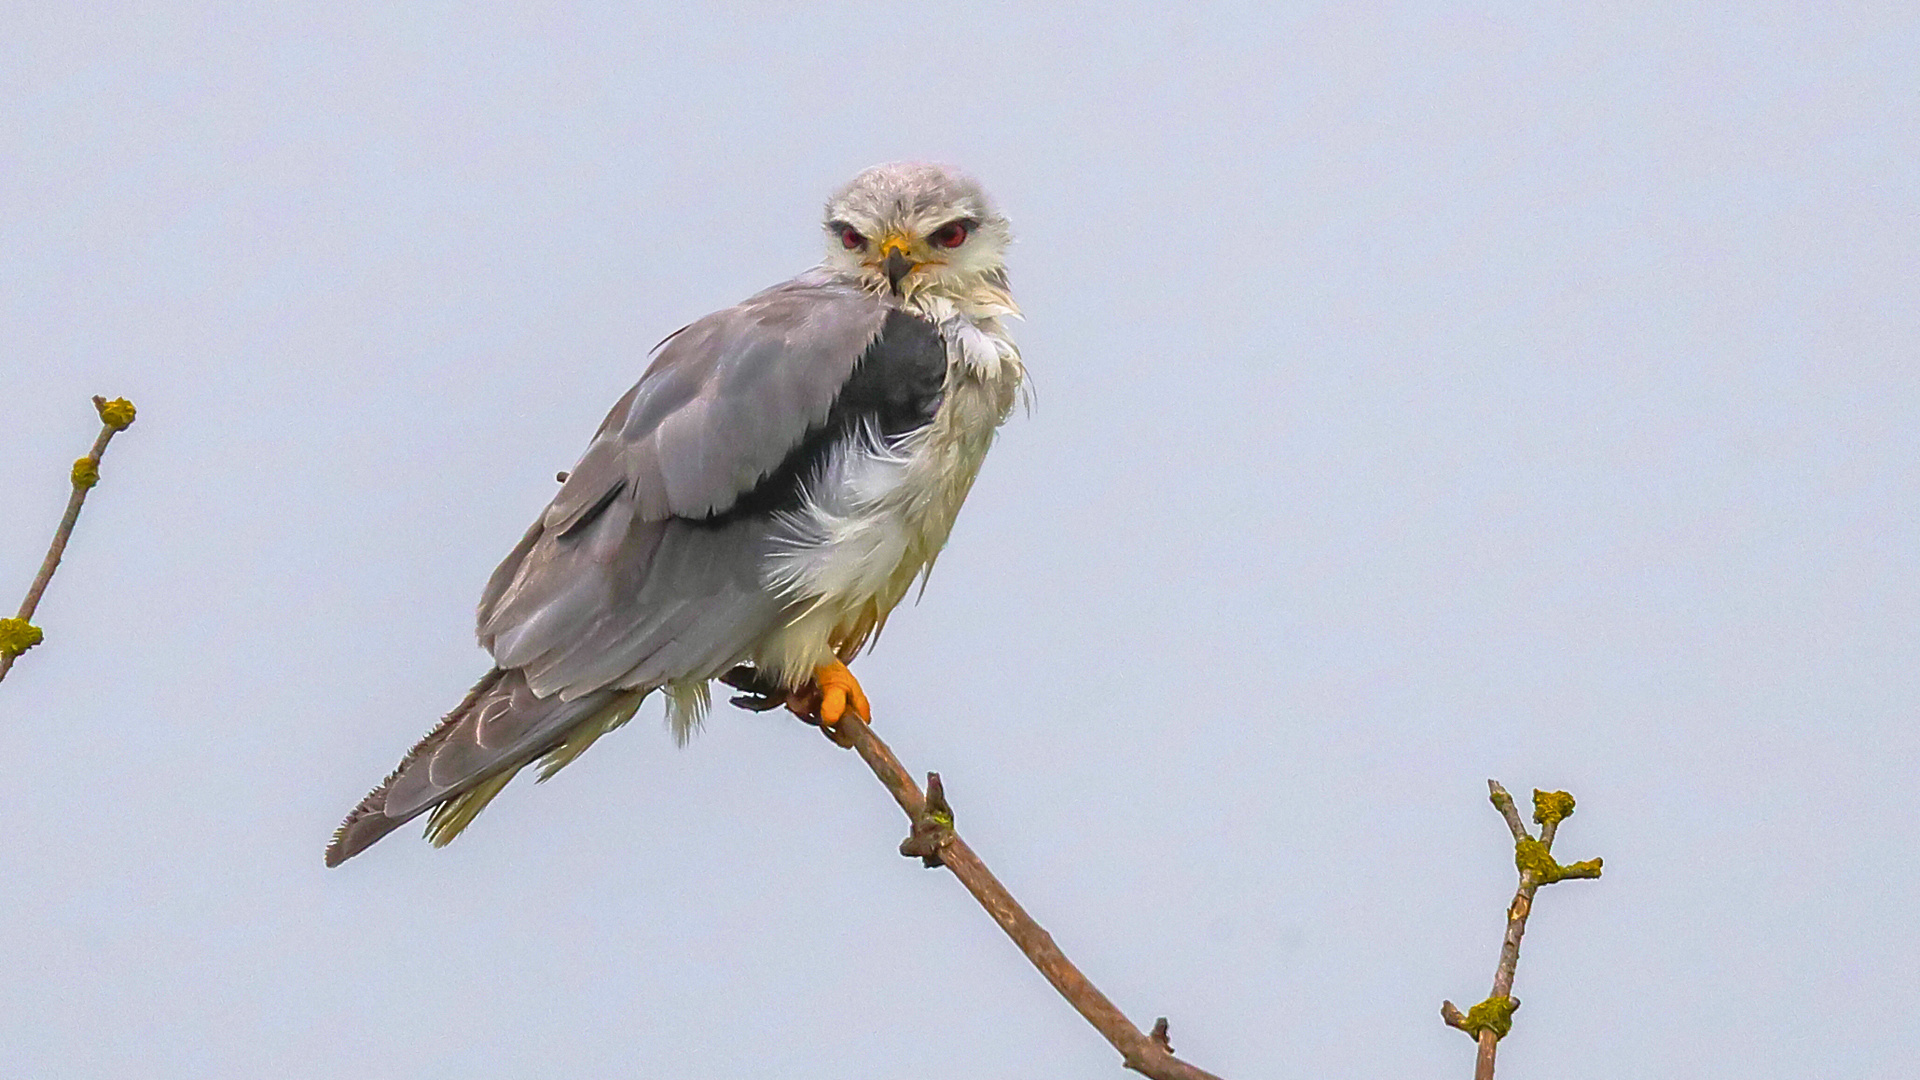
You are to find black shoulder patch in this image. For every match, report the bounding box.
[693,309,947,527]
[833,308,948,435]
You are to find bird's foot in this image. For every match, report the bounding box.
[719,660,871,747]
[788,659,871,747]
[813,658,871,728]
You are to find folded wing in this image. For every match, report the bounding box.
[479,274,894,699]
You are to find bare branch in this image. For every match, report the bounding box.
[1441,781,1603,1079]
[1486,781,1530,844]
[832,714,1227,1080]
[0,396,137,685]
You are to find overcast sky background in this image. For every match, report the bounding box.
[2,4,1915,1078]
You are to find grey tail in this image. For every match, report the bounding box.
[324,669,638,867]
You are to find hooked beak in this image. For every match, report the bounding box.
[883,250,914,292]
[878,234,918,293]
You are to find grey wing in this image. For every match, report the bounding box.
[479,274,891,699]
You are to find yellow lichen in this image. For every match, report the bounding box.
[95,397,137,431]
[1515,837,1605,884]
[1515,837,1558,881]
[0,618,43,658]
[1461,995,1519,1039]
[71,457,99,490]
[1533,789,1576,826]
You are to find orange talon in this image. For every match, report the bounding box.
[814,658,871,727]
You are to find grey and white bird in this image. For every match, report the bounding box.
[326,162,1025,866]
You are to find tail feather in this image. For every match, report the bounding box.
[325,669,643,867]
[425,771,516,848]
[534,689,648,780]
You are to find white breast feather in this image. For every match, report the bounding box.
[755,307,1022,684]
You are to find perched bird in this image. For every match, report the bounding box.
[326,163,1025,866]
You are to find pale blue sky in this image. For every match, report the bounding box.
[2,4,1915,1077]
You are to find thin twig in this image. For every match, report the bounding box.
[1440,781,1603,1079]
[835,715,1226,1080]
[0,396,137,684]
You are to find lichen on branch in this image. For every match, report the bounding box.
[1441,781,1603,1080]
[95,396,137,431]
[1448,995,1518,1039]
[1532,789,1576,827]
[1514,836,1603,884]
[0,617,43,659]
[0,394,138,685]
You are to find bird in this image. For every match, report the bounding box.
[326,162,1025,866]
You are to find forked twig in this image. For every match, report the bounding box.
[1441,781,1603,1079]
[0,396,137,685]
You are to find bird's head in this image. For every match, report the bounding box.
[822,162,1011,301]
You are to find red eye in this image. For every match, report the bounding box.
[931,221,969,248]
[839,226,865,250]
